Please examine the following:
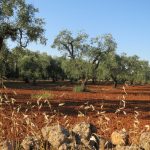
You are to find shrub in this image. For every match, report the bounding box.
[73,85,85,92]
[31,92,54,100]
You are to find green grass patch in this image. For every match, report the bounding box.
[31,92,54,100]
[73,85,85,92]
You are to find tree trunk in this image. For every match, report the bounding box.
[32,78,36,85]
[52,77,56,83]
[92,63,99,84]
[15,63,19,78]
[111,75,118,88]
[92,78,95,84]
[130,79,134,85]
[114,80,118,88]
[81,78,88,91]
[24,77,30,83]
[1,74,4,89]
[92,75,96,84]
[70,78,74,84]
[0,37,4,52]
[0,38,3,86]
[0,59,5,89]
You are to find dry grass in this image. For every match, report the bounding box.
[0,81,150,149]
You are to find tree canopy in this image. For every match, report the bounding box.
[0,0,46,51]
[0,1,150,88]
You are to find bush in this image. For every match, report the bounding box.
[31,92,54,100]
[73,85,85,92]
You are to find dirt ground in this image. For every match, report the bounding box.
[0,81,150,140]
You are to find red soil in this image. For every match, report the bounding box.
[0,81,150,140]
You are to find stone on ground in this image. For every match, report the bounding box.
[72,122,93,140]
[111,129,129,146]
[41,124,70,149]
[0,140,7,150]
[115,145,140,150]
[139,132,150,150]
[21,136,40,150]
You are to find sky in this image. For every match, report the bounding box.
[10,0,150,61]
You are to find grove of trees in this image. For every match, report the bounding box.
[0,30,150,88]
[0,1,150,88]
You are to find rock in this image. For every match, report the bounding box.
[21,136,40,150]
[0,140,7,150]
[89,133,111,150]
[115,145,140,150]
[89,136,114,150]
[99,137,108,150]
[129,135,140,145]
[104,140,115,150]
[41,125,51,140]
[41,124,70,149]
[58,143,68,150]
[72,122,92,140]
[89,134,99,150]
[111,129,129,146]
[72,122,98,149]
[139,132,150,150]
[67,131,89,150]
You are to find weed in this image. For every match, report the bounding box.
[31,92,54,100]
[0,83,150,150]
[73,85,85,92]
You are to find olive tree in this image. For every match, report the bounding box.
[87,34,117,83]
[19,53,42,84]
[104,53,150,87]
[52,29,90,90]
[0,44,9,87]
[0,0,46,87]
[104,54,129,88]
[0,0,46,51]
[47,57,66,82]
[126,56,150,85]
[61,58,92,82]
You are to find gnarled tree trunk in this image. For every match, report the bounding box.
[111,75,118,88]
[81,78,88,91]
[0,37,4,52]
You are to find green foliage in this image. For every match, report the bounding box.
[38,52,51,79]
[0,24,149,86]
[19,54,42,83]
[52,30,118,86]
[61,58,92,81]
[47,57,66,82]
[125,55,150,84]
[87,34,117,82]
[73,85,85,92]
[0,44,12,78]
[31,92,54,100]
[51,29,88,59]
[0,0,46,51]
[52,30,92,87]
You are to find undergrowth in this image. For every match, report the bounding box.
[73,85,85,92]
[31,92,54,100]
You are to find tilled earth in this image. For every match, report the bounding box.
[0,81,150,140]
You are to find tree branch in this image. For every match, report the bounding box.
[60,42,75,59]
[69,41,75,59]
[18,29,29,48]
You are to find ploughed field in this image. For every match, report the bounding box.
[0,81,150,140]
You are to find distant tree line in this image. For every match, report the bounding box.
[0,46,65,85]
[0,0,46,87]
[51,29,150,88]
[0,0,150,88]
[0,30,150,88]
